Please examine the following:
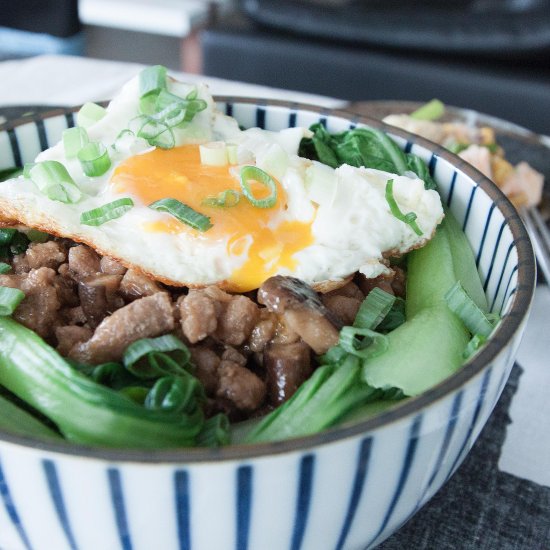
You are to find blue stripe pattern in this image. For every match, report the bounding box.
[446,367,492,482]
[428,154,437,177]
[43,459,78,550]
[255,106,266,129]
[0,456,33,550]
[500,265,519,312]
[483,221,506,292]
[174,470,191,550]
[107,468,133,550]
[490,243,515,310]
[288,111,297,128]
[7,128,22,167]
[416,391,464,509]
[461,185,478,232]
[476,203,496,267]
[291,454,315,550]
[236,465,253,550]
[35,119,49,153]
[446,170,458,207]
[335,437,373,550]
[367,415,423,547]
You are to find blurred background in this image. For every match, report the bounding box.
[0,0,549,132]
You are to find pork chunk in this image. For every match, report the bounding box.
[69,292,175,364]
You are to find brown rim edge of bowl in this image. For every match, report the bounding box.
[0,98,537,463]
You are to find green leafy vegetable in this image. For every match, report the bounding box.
[299,123,437,190]
[0,317,209,447]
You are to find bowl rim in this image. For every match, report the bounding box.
[0,97,536,463]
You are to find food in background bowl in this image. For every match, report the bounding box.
[0,70,535,550]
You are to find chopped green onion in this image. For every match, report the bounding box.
[410,99,445,121]
[144,376,204,417]
[26,229,49,243]
[77,102,107,128]
[354,287,396,330]
[23,163,35,178]
[139,65,167,98]
[202,189,240,208]
[226,143,238,165]
[77,142,111,177]
[385,179,423,236]
[444,281,496,337]
[91,362,137,390]
[339,326,388,359]
[9,233,29,256]
[0,263,11,274]
[377,296,406,332]
[463,333,487,360]
[240,165,277,208]
[135,118,175,150]
[153,101,186,128]
[155,89,186,111]
[149,198,212,232]
[29,161,82,203]
[186,88,198,101]
[0,229,16,246]
[63,126,89,158]
[123,335,191,378]
[197,414,230,447]
[80,198,134,226]
[0,287,25,315]
[199,142,228,166]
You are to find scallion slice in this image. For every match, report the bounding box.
[123,335,191,373]
[63,126,89,158]
[139,65,167,98]
[444,281,496,337]
[0,286,25,315]
[199,142,228,166]
[77,142,111,177]
[77,102,107,128]
[410,99,445,121]
[29,161,82,203]
[155,103,186,128]
[339,326,388,359]
[463,333,487,360]
[202,189,240,208]
[0,229,16,246]
[354,287,396,330]
[80,198,134,226]
[136,118,175,149]
[385,179,423,236]
[240,165,277,208]
[0,263,11,274]
[149,198,213,232]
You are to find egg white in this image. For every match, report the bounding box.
[0,72,444,289]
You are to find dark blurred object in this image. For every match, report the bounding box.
[201,4,550,134]
[240,0,550,57]
[0,0,81,38]
[0,0,83,59]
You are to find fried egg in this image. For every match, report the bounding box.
[0,71,443,292]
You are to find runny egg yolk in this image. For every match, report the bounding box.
[110,144,314,291]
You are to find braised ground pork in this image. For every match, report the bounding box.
[3,238,403,420]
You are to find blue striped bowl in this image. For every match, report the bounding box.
[0,99,535,550]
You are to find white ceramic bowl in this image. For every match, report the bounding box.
[0,99,535,550]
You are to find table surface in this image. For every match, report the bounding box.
[0,54,548,549]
